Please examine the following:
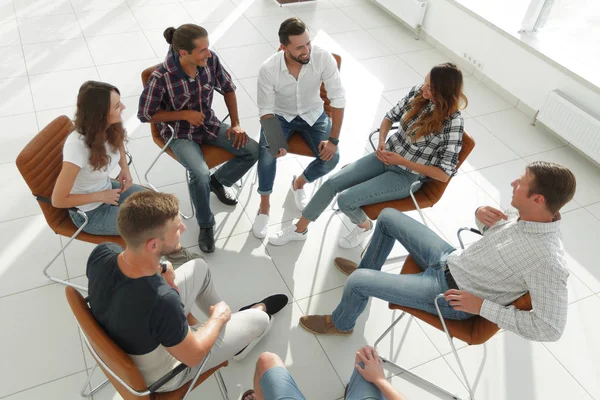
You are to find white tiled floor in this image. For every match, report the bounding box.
[1,0,599,399]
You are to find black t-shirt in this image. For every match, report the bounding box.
[86,243,188,355]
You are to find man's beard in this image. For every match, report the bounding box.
[289,53,310,65]
[160,242,180,256]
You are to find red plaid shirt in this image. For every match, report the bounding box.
[138,47,236,143]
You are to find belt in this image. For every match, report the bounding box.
[444,265,459,290]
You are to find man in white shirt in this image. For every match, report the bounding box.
[252,17,346,239]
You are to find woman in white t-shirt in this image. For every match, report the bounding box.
[52,81,145,235]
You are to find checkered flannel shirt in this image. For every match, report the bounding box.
[138,47,236,143]
[384,85,464,178]
[447,210,569,342]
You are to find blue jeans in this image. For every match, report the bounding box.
[257,112,339,195]
[331,208,474,331]
[260,365,385,400]
[170,123,259,228]
[69,180,146,235]
[303,152,421,225]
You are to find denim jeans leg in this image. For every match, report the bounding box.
[372,208,456,269]
[337,168,421,225]
[257,115,295,195]
[205,123,260,186]
[302,153,386,221]
[345,364,384,400]
[296,112,339,183]
[70,203,120,235]
[169,138,215,228]
[331,265,470,331]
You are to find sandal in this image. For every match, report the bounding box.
[242,389,255,400]
[239,294,288,316]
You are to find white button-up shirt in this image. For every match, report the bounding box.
[447,211,569,342]
[257,45,345,126]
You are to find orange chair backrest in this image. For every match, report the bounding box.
[66,287,152,400]
[16,115,74,231]
[420,130,475,205]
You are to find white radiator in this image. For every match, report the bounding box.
[537,90,600,164]
[374,0,427,30]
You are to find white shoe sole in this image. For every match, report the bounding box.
[338,230,373,249]
[232,316,273,361]
[268,232,307,246]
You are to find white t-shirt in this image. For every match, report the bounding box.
[62,131,120,212]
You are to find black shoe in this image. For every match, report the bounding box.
[239,294,289,316]
[210,175,238,206]
[198,227,215,253]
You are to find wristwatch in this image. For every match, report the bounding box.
[328,136,339,145]
[160,261,168,274]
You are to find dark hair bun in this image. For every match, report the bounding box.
[163,27,176,44]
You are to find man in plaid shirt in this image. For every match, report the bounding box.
[138,24,259,253]
[300,161,577,343]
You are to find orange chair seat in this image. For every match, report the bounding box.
[55,217,125,247]
[150,132,234,170]
[362,191,433,220]
[389,256,532,345]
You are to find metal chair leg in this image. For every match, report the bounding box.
[144,131,195,221]
[374,309,467,400]
[435,294,476,399]
[80,364,110,398]
[44,210,88,292]
[215,370,230,400]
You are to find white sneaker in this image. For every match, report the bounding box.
[291,175,308,211]
[268,224,307,246]
[339,223,373,249]
[233,316,273,361]
[253,213,270,239]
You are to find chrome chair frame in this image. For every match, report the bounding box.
[373,227,484,400]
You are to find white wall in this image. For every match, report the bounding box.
[421,0,600,115]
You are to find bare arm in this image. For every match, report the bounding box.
[373,379,409,400]
[51,162,117,208]
[329,107,344,140]
[378,118,393,144]
[223,91,240,127]
[165,317,226,367]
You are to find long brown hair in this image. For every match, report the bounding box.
[74,81,126,170]
[402,63,468,140]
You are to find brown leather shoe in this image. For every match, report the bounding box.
[334,257,358,276]
[299,314,353,335]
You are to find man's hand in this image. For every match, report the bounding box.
[355,346,386,385]
[444,289,483,315]
[209,301,232,324]
[227,124,249,149]
[318,140,337,161]
[476,206,508,227]
[116,167,133,193]
[183,110,205,127]
[161,261,179,293]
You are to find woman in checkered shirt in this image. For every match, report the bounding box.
[269,63,468,248]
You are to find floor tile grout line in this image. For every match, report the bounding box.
[11,0,38,130]
[541,341,596,399]
[0,368,89,400]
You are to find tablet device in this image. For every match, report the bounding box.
[260,117,289,157]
